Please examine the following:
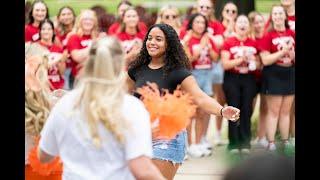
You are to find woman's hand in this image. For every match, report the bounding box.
[221,106,240,121]
[200,32,209,48]
[182,30,193,45]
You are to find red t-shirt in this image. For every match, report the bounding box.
[187,35,218,70]
[179,19,224,39]
[38,41,65,90]
[116,31,146,53]
[66,34,92,77]
[259,29,295,66]
[25,24,40,42]
[222,37,259,74]
[287,15,295,31]
[108,21,148,35]
[55,30,69,48]
[55,30,73,68]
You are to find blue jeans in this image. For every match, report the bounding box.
[211,61,224,84]
[192,69,213,96]
[152,131,187,164]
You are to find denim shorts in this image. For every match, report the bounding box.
[63,67,72,90]
[192,69,213,96]
[152,131,187,165]
[211,61,224,84]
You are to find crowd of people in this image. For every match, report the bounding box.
[25,0,295,179]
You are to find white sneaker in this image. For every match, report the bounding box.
[214,132,223,146]
[229,149,240,154]
[187,144,204,158]
[241,148,250,154]
[267,142,276,151]
[184,154,189,161]
[197,144,212,157]
[200,137,213,150]
[257,137,269,148]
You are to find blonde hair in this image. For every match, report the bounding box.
[25,42,50,60]
[235,15,251,37]
[248,11,263,39]
[74,36,129,147]
[155,5,181,29]
[73,9,99,39]
[25,55,51,136]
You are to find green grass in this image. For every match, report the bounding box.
[256,0,280,14]
[28,0,279,18]
[35,0,196,17]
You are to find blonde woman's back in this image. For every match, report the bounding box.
[39,88,152,180]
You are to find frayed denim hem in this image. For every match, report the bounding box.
[152,157,183,166]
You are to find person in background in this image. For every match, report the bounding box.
[66,9,99,89]
[220,2,238,38]
[259,5,295,153]
[248,11,268,148]
[115,7,146,67]
[55,6,76,90]
[155,5,182,34]
[221,15,261,154]
[281,0,295,31]
[25,0,49,42]
[108,0,147,36]
[36,19,67,91]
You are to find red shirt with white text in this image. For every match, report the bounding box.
[222,37,259,74]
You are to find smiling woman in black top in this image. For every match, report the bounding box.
[128,23,240,180]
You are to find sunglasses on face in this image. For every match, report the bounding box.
[226,9,237,14]
[164,15,177,20]
[200,5,212,10]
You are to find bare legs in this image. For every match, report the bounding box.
[152,159,180,180]
[265,95,294,148]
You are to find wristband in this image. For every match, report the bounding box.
[220,107,225,117]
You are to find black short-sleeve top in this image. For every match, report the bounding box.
[128,64,192,94]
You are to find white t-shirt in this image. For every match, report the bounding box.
[39,89,152,180]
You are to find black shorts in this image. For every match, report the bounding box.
[256,80,262,95]
[261,64,295,95]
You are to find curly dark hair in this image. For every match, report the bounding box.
[187,13,208,34]
[128,23,191,76]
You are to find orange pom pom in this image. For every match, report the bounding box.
[137,83,197,139]
[28,137,63,176]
